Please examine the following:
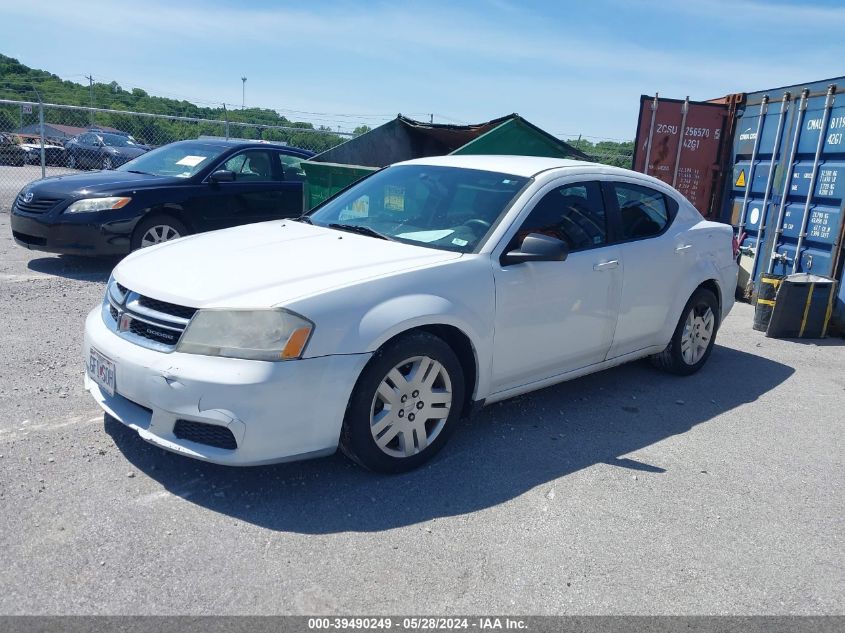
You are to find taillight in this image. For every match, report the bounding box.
[732,230,746,260]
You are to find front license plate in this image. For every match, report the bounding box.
[88,347,115,397]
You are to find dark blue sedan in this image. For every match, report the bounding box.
[64,131,149,170]
[11,139,315,255]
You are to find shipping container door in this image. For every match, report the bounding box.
[632,95,729,219]
[724,83,845,324]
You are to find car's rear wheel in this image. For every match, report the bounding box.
[102,155,113,170]
[131,216,188,251]
[340,331,465,473]
[67,153,77,169]
[651,287,719,375]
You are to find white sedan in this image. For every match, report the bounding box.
[83,155,737,472]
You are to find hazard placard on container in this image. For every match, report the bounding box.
[735,169,746,187]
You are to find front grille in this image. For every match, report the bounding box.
[127,318,182,346]
[173,420,237,450]
[105,281,197,351]
[138,295,198,320]
[15,195,63,214]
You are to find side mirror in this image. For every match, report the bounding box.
[501,233,569,266]
[209,169,235,183]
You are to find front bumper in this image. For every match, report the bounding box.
[83,307,371,466]
[11,206,138,256]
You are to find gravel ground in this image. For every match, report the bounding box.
[0,211,843,615]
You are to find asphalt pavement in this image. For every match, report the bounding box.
[0,211,842,615]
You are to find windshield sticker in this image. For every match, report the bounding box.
[396,229,454,243]
[339,196,370,221]
[175,155,207,167]
[451,237,469,246]
[384,186,405,212]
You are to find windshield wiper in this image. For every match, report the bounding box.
[327,223,392,241]
[294,215,313,224]
[125,170,152,175]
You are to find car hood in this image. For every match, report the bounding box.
[25,170,183,196]
[108,146,147,158]
[114,221,462,308]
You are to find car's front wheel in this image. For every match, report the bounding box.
[102,155,113,170]
[340,331,465,473]
[67,153,76,169]
[131,215,188,251]
[651,287,719,375]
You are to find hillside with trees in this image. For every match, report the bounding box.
[0,54,345,151]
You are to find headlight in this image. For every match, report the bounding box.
[176,309,314,361]
[65,197,132,213]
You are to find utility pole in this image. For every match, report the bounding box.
[85,74,94,125]
[430,114,433,124]
[241,77,247,110]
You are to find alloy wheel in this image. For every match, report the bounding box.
[680,305,714,365]
[140,224,181,248]
[369,355,453,458]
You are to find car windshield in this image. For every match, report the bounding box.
[307,165,529,253]
[116,142,227,178]
[100,134,136,147]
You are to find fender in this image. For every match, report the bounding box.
[356,294,491,399]
[657,256,724,347]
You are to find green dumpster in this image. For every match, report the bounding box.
[301,114,586,210]
[301,161,377,210]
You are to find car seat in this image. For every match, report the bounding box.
[620,204,661,238]
[243,153,272,180]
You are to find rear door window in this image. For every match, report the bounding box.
[612,182,671,240]
[276,152,307,181]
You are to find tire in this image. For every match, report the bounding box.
[67,153,77,169]
[130,215,189,251]
[651,288,719,376]
[102,155,113,170]
[340,331,465,473]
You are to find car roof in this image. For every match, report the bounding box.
[185,138,315,156]
[395,154,677,192]
[396,154,634,178]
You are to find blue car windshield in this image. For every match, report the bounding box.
[101,134,137,147]
[307,165,529,253]
[116,142,227,178]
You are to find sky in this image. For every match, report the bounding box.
[1,0,843,140]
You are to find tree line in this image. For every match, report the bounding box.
[1,54,632,165]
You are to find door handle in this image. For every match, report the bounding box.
[593,260,619,271]
[675,244,693,252]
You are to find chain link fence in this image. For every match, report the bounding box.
[0,99,350,212]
